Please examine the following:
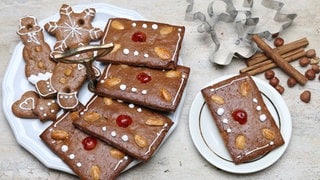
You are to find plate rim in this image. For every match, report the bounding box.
[2,3,185,174]
[188,75,292,174]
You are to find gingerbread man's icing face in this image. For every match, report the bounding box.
[44,4,103,51]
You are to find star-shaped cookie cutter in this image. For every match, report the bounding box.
[185,0,297,65]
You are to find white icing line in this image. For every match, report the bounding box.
[171,73,186,106]
[144,123,168,155]
[114,156,129,171]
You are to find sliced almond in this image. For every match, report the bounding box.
[240,81,250,97]
[111,20,125,30]
[160,88,172,102]
[262,128,275,140]
[154,47,171,60]
[235,135,246,150]
[160,26,174,35]
[210,94,225,105]
[51,130,69,140]
[110,43,121,54]
[59,77,67,84]
[84,112,101,122]
[145,117,164,126]
[104,77,121,87]
[90,165,101,180]
[37,61,44,69]
[165,70,181,78]
[103,97,113,106]
[64,68,72,76]
[110,148,125,159]
[135,134,148,148]
[69,111,80,121]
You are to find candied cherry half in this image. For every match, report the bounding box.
[137,72,152,83]
[82,136,98,151]
[232,109,247,125]
[116,115,133,128]
[132,31,146,42]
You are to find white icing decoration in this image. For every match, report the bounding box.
[260,114,267,122]
[76,162,82,167]
[142,24,147,28]
[144,123,168,155]
[111,131,117,137]
[43,113,47,117]
[102,126,107,131]
[132,22,137,27]
[217,108,224,115]
[123,48,129,55]
[19,97,35,110]
[137,108,142,112]
[61,145,68,152]
[27,72,52,85]
[100,79,105,83]
[69,154,75,159]
[51,109,55,113]
[253,98,258,103]
[131,87,137,92]
[120,84,127,91]
[144,53,149,58]
[141,90,147,95]
[152,24,158,29]
[270,141,274,145]
[226,128,231,133]
[128,104,135,108]
[39,107,44,111]
[121,135,129,141]
[222,119,228,124]
[256,106,261,111]
[47,102,52,106]
[133,50,139,56]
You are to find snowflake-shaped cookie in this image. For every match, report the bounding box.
[44,4,104,51]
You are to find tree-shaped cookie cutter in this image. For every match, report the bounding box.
[185,0,297,65]
[51,43,114,91]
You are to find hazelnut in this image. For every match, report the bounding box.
[264,70,275,80]
[311,64,320,73]
[269,77,279,87]
[275,84,284,94]
[300,90,311,103]
[274,37,284,47]
[287,77,297,88]
[305,69,316,80]
[306,49,316,58]
[299,57,310,67]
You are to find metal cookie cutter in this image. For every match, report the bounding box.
[51,43,114,91]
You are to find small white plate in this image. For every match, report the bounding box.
[189,75,292,174]
[2,3,185,174]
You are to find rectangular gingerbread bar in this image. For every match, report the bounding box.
[201,74,285,164]
[40,105,132,179]
[73,95,174,161]
[94,64,190,112]
[97,18,185,69]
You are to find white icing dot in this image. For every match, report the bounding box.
[128,104,135,108]
[69,154,75,159]
[120,84,127,91]
[51,109,55,113]
[121,135,129,141]
[76,162,82,167]
[256,106,261,111]
[69,95,73,98]
[217,108,224,116]
[144,53,149,58]
[43,113,47,117]
[52,100,55,103]
[253,98,258,103]
[100,80,105,83]
[124,156,128,160]
[133,50,139,56]
[137,108,142,112]
[102,126,107,131]
[178,28,182,32]
[46,81,50,85]
[226,128,232,133]
[111,131,117,137]
[260,114,267,122]
[209,88,215,92]
[152,24,158,29]
[80,111,84,115]
[131,87,137,92]
[123,48,129,55]
[270,141,274,145]
[132,22,137,27]
[61,145,68,152]
[40,107,44,110]
[222,119,228,124]
[47,102,52,106]
[142,24,147,28]
[141,90,148,94]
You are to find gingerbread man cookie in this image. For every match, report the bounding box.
[41,4,104,109]
[12,91,61,121]
[17,16,56,85]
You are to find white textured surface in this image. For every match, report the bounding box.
[1,0,320,179]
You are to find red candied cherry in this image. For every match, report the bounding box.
[82,136,97,151]
[116,115,133,128]
[232,109,247,125]
[132,31,146,42]
[137,72,152,83]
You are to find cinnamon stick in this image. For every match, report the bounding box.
[247,37,309,66]
[242,50,307,76]
[251,34,308,85]
[240,48,304,74]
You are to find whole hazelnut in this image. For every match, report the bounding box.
[311,64,320,73]
[287,77,297,88]
[264,70,275,80]
[269,77,279,87]
[306,49,316,58]
[299,57,310,67]
[274,37,284,47]
[300,90,311,103]
[275,84,284,94]
[305,69,316,80]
